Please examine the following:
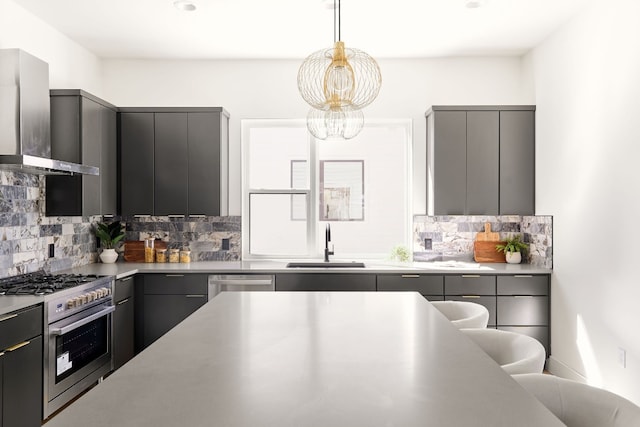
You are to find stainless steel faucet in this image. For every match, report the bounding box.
[324,223,334,262]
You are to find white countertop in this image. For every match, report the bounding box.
[0,261,551,315]
[45,292,563,427]
[66,260,552,279]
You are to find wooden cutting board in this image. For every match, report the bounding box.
[473,241,506,263]
[124,240,168,262]
[475,222,499,241]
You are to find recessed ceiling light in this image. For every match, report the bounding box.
[174,0,196,12]
[465,0,486,8]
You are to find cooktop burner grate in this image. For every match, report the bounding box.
[0,272,102,295]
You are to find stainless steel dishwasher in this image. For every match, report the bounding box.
[207,274,275,300]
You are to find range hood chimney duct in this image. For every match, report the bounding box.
[0,49,98,175]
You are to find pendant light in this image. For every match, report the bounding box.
[298,0,381,139]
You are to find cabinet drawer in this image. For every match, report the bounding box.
[377,275,443,295]
[445,296,496,326]
[0,304,43,350]
[115,275,135,302]
[497,296,549,326]
[444,275,495,295]
[497,275,549,295]
[143,274,208,295]
[498,326,549,357]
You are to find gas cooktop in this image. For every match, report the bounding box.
[0,271,103,296]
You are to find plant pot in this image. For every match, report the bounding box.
[99,248,118,264]
[505,251,522,264]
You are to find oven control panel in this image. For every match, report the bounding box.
[63,287,111,310]
[47,276,115,323]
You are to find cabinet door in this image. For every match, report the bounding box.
[500,110,535,215]
[155,113,188,215]
[497,296,549,326]
[466,111,499,215]
[444,275,496,296]
[143,294,207,347]
[377,274,444,296]
[0,354,3,427]
[433,111,467,215]
[80,97,102,216]
[2,335,43,427]
[101,105,118,215]
[275,274,376,291]
[113,294,135,370]
[188,113,220,215]
[120,112,154,215]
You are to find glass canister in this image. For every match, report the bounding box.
[169,249,180,263]
[155,248,167,263]
[144,238,155,263]
[179,249,191,263]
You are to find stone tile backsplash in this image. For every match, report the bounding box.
[413,215,553,268]
[122,215,241,261]
[0,171,100,278]
[0,170,241,279]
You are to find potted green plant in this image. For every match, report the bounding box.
[95,220,125,263]
[495,234,529,264]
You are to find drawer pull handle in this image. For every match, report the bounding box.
[0,351,4,357]
[186,294,206,298]
[514,295,534,298]
[5,340,30,352]
[0,313,18,323]
[461,275,481,278]
[514,275,533,278]
[461,295,480,299]
[117,298,130,305]
[401,274,420,278]
[120,277,133,282]
[165,274,185,277]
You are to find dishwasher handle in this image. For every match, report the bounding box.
[210,279,273,286]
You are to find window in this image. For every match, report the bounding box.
[241,119,411,260]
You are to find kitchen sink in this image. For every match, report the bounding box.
[286,261,366,268]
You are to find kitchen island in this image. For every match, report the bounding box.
[45,292,562,426]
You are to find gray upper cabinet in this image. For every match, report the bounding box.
[46,90,117,216]
[120,112,155,215]
[500,110,535,215]
[154,113,189,215]
[119,108,229,216]
[426,106,535,215]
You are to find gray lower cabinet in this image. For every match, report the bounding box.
[119,108,229,216]
[140,274,208,349]
[275,274,376,291]
[46,90,117,216]
[444,275,497,327]
[496,275,550,355]
[0,305,43,427]
[376,274,444,301]
[426,105,535,215]
[113,276,135,370]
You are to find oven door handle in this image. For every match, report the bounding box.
[49,305,115,336]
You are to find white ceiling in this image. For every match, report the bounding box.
[13,0,591,59]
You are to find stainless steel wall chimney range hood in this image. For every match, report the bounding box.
[0,49,98,175]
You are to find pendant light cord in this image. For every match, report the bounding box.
[333,0,341,43]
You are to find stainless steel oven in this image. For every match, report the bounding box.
[43,275,115,418]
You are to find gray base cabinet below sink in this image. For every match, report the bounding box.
[275,274,376,292]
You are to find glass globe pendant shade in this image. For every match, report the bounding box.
[298,41,381,110]
[307,105,364,140]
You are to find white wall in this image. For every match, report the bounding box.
[528,0,640,404]
[102,57,533,215]
[0,0,103,95]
